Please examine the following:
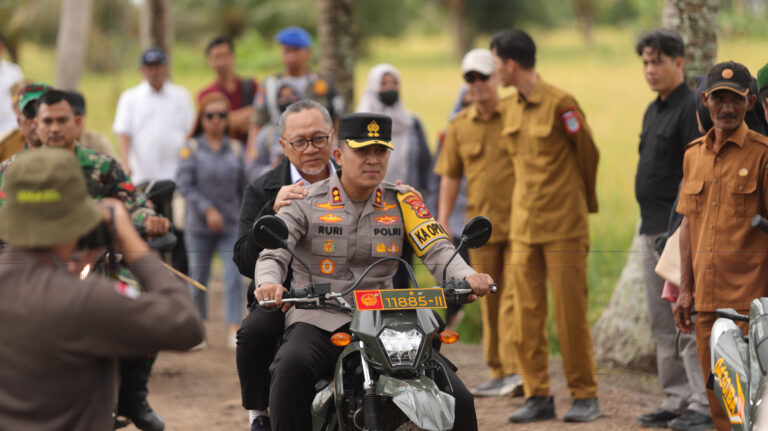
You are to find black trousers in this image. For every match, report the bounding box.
[236,306,285,410]
[269,322,477,431]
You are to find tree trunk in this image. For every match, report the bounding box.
[573,0,595,46]
[662,0,719,84]
[317,0,355,114]
[592,224,656,371]
[55,0,93,90]
[444,0,473,61]
[140,0,173,58]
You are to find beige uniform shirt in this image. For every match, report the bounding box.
[434,103,513,243]
[500,78,599,243]
[256,172,475,332]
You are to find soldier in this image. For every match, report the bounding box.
[434,48,521,397]
[0,89,169,431]
[246,26,344,157]
[255,113,493,430]
[491,29,602,423]
[0,149,203,430]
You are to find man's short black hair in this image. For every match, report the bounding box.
[490,29,536,69]
[206,36,234,55]
[635,28,685,58]
[65,91,86,116]
[35,89,73,113]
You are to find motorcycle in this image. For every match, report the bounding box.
[708,214,768,430]
[253,214,496,431]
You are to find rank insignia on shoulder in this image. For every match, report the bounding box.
[319,258,336,274]
[179,147,191,160]
[560,108,581,134]
[374,188,383,206]
[319,213,343,223]
[374,215,399,225]
[317,201,344,210]
[331,186,342,204]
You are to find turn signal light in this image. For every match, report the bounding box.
[439,330,459,344]
[331,332,352,346]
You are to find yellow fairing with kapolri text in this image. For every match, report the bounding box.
[397,191,449,257]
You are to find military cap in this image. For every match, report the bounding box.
[276,26,312,48]
[141,47,167,65]
[757,62,768,95]
[17,82,51,112]
[338,113,393,150]
[0,149,101,247]
[706,61,752,97]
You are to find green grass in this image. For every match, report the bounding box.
[17,27,768,351]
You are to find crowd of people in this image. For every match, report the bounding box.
[0,22,768,431]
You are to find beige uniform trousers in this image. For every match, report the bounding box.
[469,242,517,378]
[508,236,598,399]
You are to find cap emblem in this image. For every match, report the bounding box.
[367,121,380,138]
[722,69,734,79]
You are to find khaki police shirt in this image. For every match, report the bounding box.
[434,103,513,244]
[256,172,475,332]
[500,77,599,243]
[676,123,768,312]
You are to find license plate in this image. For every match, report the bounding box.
[354,288,447,311]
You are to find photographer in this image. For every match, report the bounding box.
[0,149,204,429]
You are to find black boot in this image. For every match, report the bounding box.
[117,356,165,431]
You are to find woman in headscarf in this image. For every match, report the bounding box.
[356,63,431,192]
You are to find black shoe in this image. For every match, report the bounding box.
[119,399,165,431]
[251,415,271,431]
[668,409,714,431]
[563,397,603,422]
[637,408,680,428]
[508,396,556,423]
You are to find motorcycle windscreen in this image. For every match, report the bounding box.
[376,374,454,431]
[710,318,749,426]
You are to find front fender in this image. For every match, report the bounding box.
[376,375,454,431]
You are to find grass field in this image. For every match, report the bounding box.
[17,27,768,348]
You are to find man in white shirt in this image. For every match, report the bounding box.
[113,47,194,185]
[0,34,24,138]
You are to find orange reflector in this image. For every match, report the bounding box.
[331,332,352,346]
[439,330,459,344]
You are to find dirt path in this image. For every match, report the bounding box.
[125,274,665,430]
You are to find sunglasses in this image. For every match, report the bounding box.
[204,111,227,120]
[464,72,490,84]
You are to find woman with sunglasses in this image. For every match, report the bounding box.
[177,91,246,349]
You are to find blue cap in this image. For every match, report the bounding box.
[275,26,312,48]
[141,47,167,65]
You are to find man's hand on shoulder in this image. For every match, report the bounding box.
[256,282,292,312]
[395,180,422,200]
[273,179,308,212]
[464,273,494,302]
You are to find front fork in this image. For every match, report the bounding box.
[360,341,382,431]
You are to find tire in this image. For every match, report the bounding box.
[393,421,424,431]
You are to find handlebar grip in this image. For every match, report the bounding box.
[490,284,497,294]
[752,215,768,234]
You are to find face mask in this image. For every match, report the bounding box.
[378,90,399,106]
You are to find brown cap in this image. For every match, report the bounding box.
[706,61,752,97]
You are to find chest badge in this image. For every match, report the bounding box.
[323,240,335,253]
[375,201,397,211]
[331,186,342,204]
[388,243,400,253]
[319,258,336,274]
[375,215,399,225]
[317,200,344,210]
[739,168,748,177]
[319,214,343,223]
[376,243,386,253]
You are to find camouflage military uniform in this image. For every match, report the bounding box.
[0,144,156,226]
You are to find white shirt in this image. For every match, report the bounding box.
[290,161,337,184]
[112,80,194,184]
[0,60,24,137]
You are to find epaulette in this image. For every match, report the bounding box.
[747,129,768,147]
[686,136,706,149]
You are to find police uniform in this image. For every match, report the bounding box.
[500,77,599,400]
[434,101,517,380]
[256,113,479,430]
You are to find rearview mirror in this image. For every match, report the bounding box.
[461,216,492,249]
[252,215,289,250]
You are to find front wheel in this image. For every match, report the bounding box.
[393,422,424,431]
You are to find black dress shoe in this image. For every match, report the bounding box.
[119,399,165,431]
[637,408,680,428]
[508,396,556,423]
[564,397,603,422]
[668,409,714,431]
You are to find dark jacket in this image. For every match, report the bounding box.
[234,157,292,306]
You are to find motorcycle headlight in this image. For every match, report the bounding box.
[378,328,423,367]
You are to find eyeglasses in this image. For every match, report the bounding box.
[283,135,331,152]
[464,72,490,84]
[204,111,227,120]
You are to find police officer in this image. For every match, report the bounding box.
[0,149,203,430]
[246,26,344,155]
[491,29,602,423]
[256,113,493,430]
